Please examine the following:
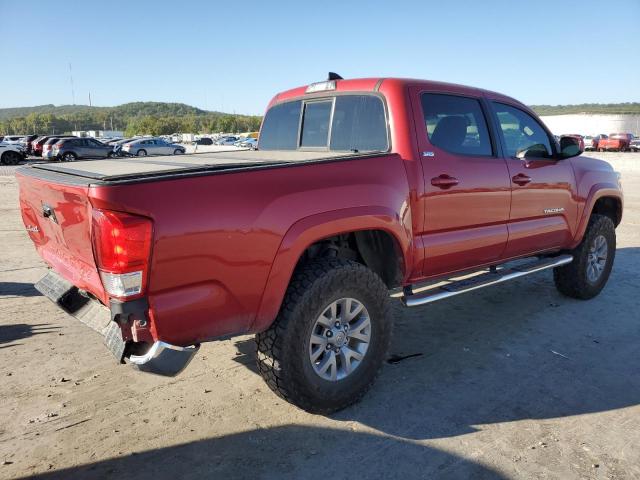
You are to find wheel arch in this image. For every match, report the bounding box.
[570,184,622,248]
[251,206,412,333]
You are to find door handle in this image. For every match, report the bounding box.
[431,174,459,189]
[512,173,532,186]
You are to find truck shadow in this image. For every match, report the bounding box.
[21,425,507,480]
[0,323,60,349]
[230,247,640,441]
[333,246,640,440]
[0,281,41,297]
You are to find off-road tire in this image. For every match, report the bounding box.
[256,258,392,414]
[554,214,616,299]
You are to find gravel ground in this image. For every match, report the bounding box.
[0,152,639,479]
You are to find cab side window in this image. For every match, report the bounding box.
[421,93,493,156]
[492,102,552,158]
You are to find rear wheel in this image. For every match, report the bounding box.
[62,152,77,162]
[137,149,147,157]
[1,151,22,165]
[554,214,616,299]
[256,258,392,414]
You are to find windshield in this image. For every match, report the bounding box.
[259,94,388,152]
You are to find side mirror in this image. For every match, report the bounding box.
[559,135,583,159]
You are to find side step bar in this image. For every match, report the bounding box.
[402,254,573,307]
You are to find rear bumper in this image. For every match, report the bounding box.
[129,342,199,375]
[34,270,198,376]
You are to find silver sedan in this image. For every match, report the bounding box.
[122,138,186,156]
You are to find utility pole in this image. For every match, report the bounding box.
[69,63,75,105]
[89,91,92,107]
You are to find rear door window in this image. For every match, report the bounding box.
[300,101,332,148]
[421,93,493,156]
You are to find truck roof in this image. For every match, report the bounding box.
[272,77,526,110]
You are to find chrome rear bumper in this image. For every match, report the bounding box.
[128,341,199,376]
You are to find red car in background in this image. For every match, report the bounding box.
[584,134,608,151]
[598,133,633,152]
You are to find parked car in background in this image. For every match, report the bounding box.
[53,137,114,161]
[19,134,40,155]
[0,141,26,165]
[630,138,640,152]
[583,134,609,151]
[32,135,68,156]
[195,137,213,145]
[215,136,239,146]
[598,133,633,152]
[122,137,186,156]
[238,137,258,149]
[1,135,26,144]
[42,137,64,159]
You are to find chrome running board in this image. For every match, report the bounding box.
[402,254,573,307]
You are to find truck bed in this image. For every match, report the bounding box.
[20,149,368,183]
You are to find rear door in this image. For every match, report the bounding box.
[488,101,578,258]
[410,89,511,276]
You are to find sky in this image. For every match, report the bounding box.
[1,0,638,115]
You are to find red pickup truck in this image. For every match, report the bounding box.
[598,133,633,152]
[17,76,623,413]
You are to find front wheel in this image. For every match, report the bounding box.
[554,214,616,299]
[173,149,184,155]
[256,258,392,413]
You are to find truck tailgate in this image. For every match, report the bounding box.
[17,173,106,302]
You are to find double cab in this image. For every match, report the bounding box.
[17,75,623,413]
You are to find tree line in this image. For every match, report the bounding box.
[0,102,262,136]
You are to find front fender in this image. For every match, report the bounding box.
[251,206,412,332]
[570,183,623,248]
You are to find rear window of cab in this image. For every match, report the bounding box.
[259,95,388,152]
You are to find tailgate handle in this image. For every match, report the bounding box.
[42,204,58,223]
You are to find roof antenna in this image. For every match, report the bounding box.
[328,72,343,80]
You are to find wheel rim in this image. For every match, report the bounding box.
[138,150,146,156]
[586,234,608,283]
[64,153,74,161]
[308,298,371,382]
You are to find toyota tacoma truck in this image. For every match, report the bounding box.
[17,75,623,413]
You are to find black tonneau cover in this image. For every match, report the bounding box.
[26,149,366,182]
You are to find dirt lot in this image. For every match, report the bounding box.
[1,152,639,479]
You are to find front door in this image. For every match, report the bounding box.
[411,89,512,277]
[488,101,578,258]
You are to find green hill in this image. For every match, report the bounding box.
[0,102,214,121]
[530,103,640,116]
[0,102,259,136]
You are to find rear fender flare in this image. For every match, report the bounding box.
[251,206,412,332]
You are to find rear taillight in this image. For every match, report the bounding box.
[91,209,153,299]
